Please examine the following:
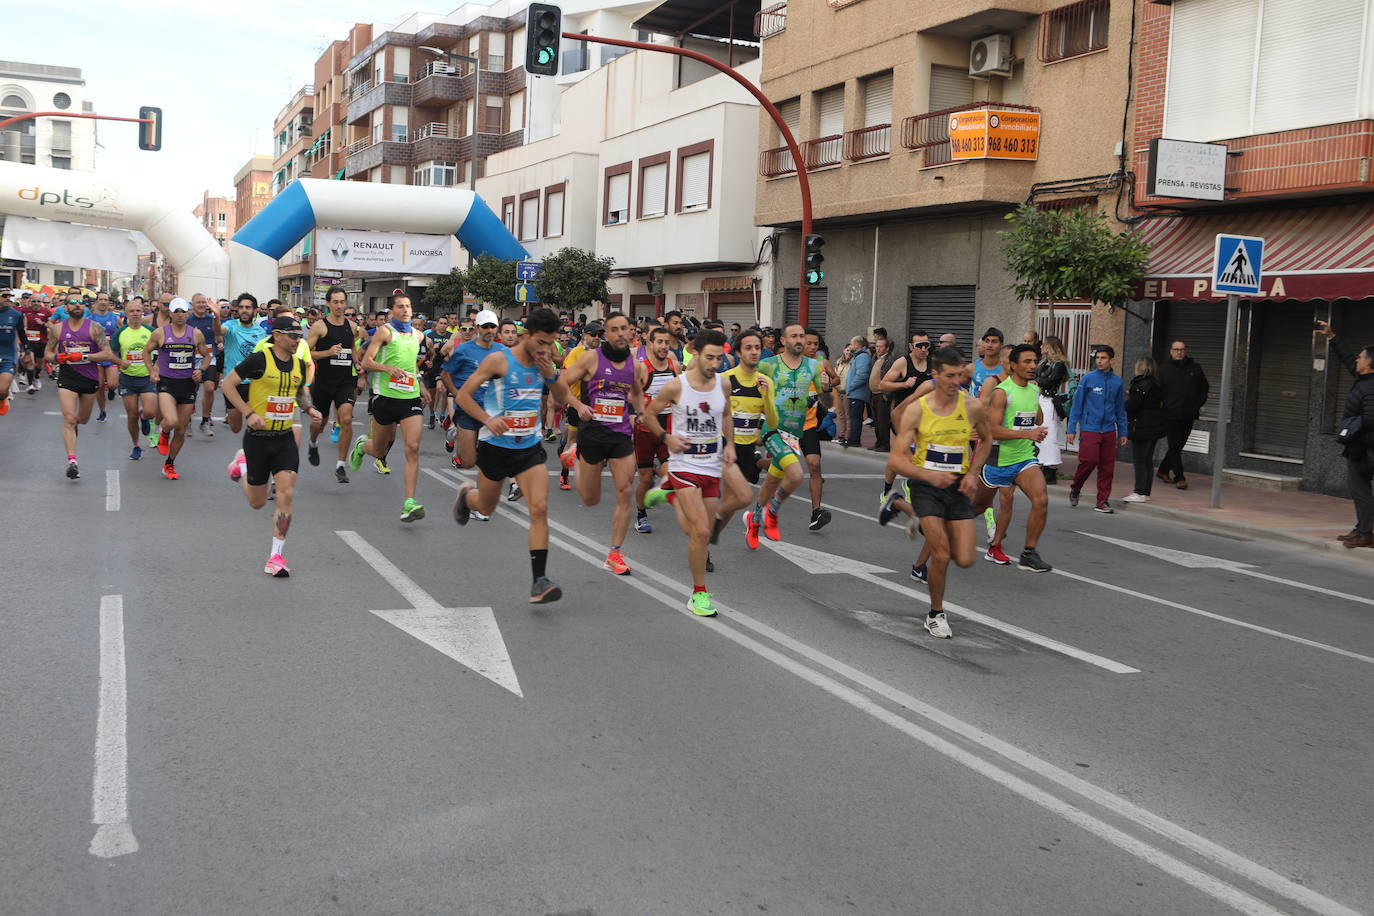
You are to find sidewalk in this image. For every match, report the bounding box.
[832,416,1369,559]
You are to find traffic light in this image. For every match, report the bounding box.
[137,106,162,151]
[804,234,825,286]
[525,3,562,76]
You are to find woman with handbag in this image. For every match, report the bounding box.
[1123,356,1169,503]
[1035,336,1069,483]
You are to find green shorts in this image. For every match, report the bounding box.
[763,429,802,479]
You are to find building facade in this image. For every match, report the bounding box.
[194,192,235,247]
[233,154,274,232]
[1123,0,1374,497]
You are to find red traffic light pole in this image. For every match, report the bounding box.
[0,111,154,131]
[562,32,815,326]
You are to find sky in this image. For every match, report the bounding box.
[8,0,492,211]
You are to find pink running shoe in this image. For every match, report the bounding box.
[264,554,290,578]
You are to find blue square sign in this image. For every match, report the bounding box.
[1212,234,1265,296]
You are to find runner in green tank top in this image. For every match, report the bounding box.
[973,343,1052,572]
[111,299,158,460]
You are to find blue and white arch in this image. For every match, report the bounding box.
[228,178,528,301]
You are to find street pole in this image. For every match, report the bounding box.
[564,32,814,326]
[1209,293,1239,509]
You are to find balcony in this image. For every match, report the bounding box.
[344,137,411,178]
[901,101,1040,167]
[347,81,412,123]
[759,145,796,178]
[844,124,890,162]
[412,122,448,142]
[755,2,786,39]
[803,135,843,170]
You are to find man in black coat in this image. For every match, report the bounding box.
[1317,320,1374,548]
[1155,340,1209,489]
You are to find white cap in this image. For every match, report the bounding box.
[168,297,190,312]
[474,309,499,327]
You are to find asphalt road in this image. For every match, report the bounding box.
[2,385,1371,916]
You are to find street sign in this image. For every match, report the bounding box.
[515,282,539,303]
[516,260,542,281]
[1212,234,1264,296]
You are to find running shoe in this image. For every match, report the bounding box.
[440,416,453,432]
[444,426,456,452]
[107,388,117,402]
[0,397,9,416]
[162,462,179,480]
[157,429,169,456]
[603,549,631,576]
[400,498,426,522]
[307,444,320,466]
[910,563,928,584]
[201,418,214,437]
[1068,490,1080,508]
[32,378,42,391]
[559,444,577,469]
[1093,501,1114,514]
[688,591,718,618]
[129,446,142,461]
[97,409,106,422]
[558,476,571,491]
[925,612,952,639]
[348,435,367,471]
[905,518,922,540]
[983,507,996,541]
[744,511,761,550]
[529,577,562,604]
[643,484,670,509]
[264,554,290,578]
[452,485,473,526]
[427,413,436,430]
[878,488,903,526]
[808,508,832,531]
[147,425,159,448]
[984,544,1011,565]
[66,459,80,480]
[471,509,491,521]
[762,505,781,541]
[543,429,557,442]
[335,466,349,484]
[373,457,391,475]
[1018,548,1052,573]
[330,423,340,444]
[635,512,652,534]
[140,417,150,436]
[228,450,245,482]
[507,481,522,501]
[1122,493,1149,503]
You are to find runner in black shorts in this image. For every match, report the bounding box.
[305,286,362,482]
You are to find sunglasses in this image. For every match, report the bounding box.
[278,331,304,339]
[460,325,475,331]
[913,341,931,348]
[344,312,357,317]
[479,323,497,329]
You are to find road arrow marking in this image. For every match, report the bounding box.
[761,537,894,575]
[90,595,138,858]
[336,530,522,697]
[1077,531,1374,607]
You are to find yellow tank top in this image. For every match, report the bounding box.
[914,392,972,475]
[248,350,307,432]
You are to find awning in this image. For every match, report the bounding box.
[634,0,763,40]
[701,275,756,292]
[1132,202,1374,302]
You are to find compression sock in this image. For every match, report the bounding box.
[530,549,548,580]
[271,537,285,556]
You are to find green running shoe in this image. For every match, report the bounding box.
[643,484,671,509]
[400,498,425,522]
[348,435,367,471]
[373,457,391,475]
[688,591,717,618]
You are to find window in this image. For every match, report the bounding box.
[52,92,71,110]
[1039,0,1109,63]
[929,65,975,113]
[217,213,227,224]
[1165,0,1367,141]
[1,94,26,109]
[26,268,40,283]
[544,186,565,237]
[817,86,844,137]
[676,141,713,212]
[50,120,71,151]
[509,91,525,133]
[605,164,631,225]
[638,155,669,218]
[778,97,801,142]
[54,269,75,286]
[483,96,504,134]
[861,72,893,127]
[501,196,516,231]
[413,160,458,187]
[519,192,539,242]
[563,31,590,74]
[51,155,70,170]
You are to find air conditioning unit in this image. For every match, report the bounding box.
[969,34,1013,78]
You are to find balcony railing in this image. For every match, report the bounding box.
[755,2,787,39]
[844,124,890,162]
[348,137,373,155]
[348,80,373,100]
[759,145,796,177]
[804,135,843,170]
[421,60,462,79]
[901,101,1039,167]
[412,122,448,142]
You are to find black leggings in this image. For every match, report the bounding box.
[1132,437,1160,495]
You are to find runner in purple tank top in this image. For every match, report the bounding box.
[558,312,646,576]
[147,297,213,479]
[46,293,115,479]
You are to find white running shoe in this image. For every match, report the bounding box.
[925,612,952,639]
[1122,493,1150,503]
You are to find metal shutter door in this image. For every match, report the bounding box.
[1165,0,1257,141]
[783,288,826,334]
[1249,304,1311,459]
[818,88,844,137]
[928,65,975,113]
[863,72,893,127]
[907,286,975,357]
[714,303,757,327]
[1159,302,1226,418]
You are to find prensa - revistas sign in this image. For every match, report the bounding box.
[323,229,453,274]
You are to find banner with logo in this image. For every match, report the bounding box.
[948,109,1041,161]
[1,215,138,273]
[318,229,453,274]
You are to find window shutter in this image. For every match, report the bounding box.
[608,173,630,223]
[1252,0,1363,134]
[641,162,668,217]
[520,196,538,241]
[863,73,893,127]
[680,152,710,210]
[818,87,844,137]
[1165,0,1258,141]
[545,191,564,236]
[779,98,801,139]
[928,65,975,113]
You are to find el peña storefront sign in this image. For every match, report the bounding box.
[1134,273,1374,302]
[323,229,453,274]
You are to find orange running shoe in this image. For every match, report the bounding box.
[762,505,781,541]
[602,549,631,576]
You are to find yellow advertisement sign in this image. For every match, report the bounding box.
[948,109,1041,161]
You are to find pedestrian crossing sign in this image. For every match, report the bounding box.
[1212,234,1264,296]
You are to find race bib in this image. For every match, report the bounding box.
[126,350,145,365]
[25,329,41,342]
[168,350,193,370]
[685,436,719,456]
[388,370,416,393]
[329,348,352,367]
[265,395,295,423]
[922,443,965,473]
[504,409,538,434]
[66,343,90,364]
[734,410,761,432]
[593,396,625,424]
[1011,410,1037,430]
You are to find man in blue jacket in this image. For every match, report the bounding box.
[1067,345,1128,513]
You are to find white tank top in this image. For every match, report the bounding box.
[670,372,728,477]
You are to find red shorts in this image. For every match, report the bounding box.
[666,470,720,499]
[634,423,669,469]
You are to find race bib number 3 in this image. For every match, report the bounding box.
[922,444,965,473]
[593,397,626,423]
[389,370,416,393]
[504,410,538,434]
[734,411,761,431]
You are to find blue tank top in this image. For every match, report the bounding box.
[0,307,23,360]
[89,311,119,364]
[187,312,218,354]
[971,360,1001,397]
[480,349,552,449]
[222,319,268,377]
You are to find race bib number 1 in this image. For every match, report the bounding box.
[922,444,965,473]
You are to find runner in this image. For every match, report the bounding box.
[757,324,832,535]
[558,312,646,576]
[632,325,681,533]
[146,297,213,479]
[886,346,994,638]
[222,316,321,577]
[972,344,1052,572]
[186,292,222,437]
[18,290,52,393]
[440,309,504,473]
[348,294,429,522]
[110,299,157,459]
[639,329,752,617]
[221,293,269,434]
[86,292,121,421]
[423,313,456,430]
[46,293,116,478]
[719,329,781,550]
[451,307,573,604]
[555,321,602,496]
[305,286,363,482]
[0,289,23,413]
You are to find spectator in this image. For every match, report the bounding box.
[867,331,900,452]
[878,330,932,406]
[1067,346,1128,513]
[938,332,957,351]
[1156,339,1209,490]
[1023,328,1042,354]
[1317,320,1374,548]
[1035,335,1070,484]
[839,336,872,447]
[1123,356,1169,503]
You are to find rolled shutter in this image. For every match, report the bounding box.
[779,98,801,138]
[681,153,710,210]
[545,190,564,236]
[1165,0,1258,141]
[818,87,844,137]
[907,286,975,356]
[783,288,827,335]
[519,196,538,241]
[863,72,893,127]
[1158,301,1225,419]
[641,162,668,217]
[713,303,757,327]
[1253,0,1363,135]
[928,65,975,113]
[1249,303,1312,459]
[607,173,629,223]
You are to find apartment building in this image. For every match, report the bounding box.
[271,85,318,306]
[754,0,1135,361]
[194,192,235,247]
[233,155,274,231]
[0,60,97,171]
[1123,0,1374,497]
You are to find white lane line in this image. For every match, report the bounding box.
[423,466,1350,916]
[90,595,138,858]
[44,410,62,416]
[1053,569,1374,667]
[105,470,119,512]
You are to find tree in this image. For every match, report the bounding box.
[421,268,467,316]
[536,246,614,314]
[1000,202,1152,331]
[462,255,521,315]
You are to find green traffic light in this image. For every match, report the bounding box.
[538,47,555,64]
